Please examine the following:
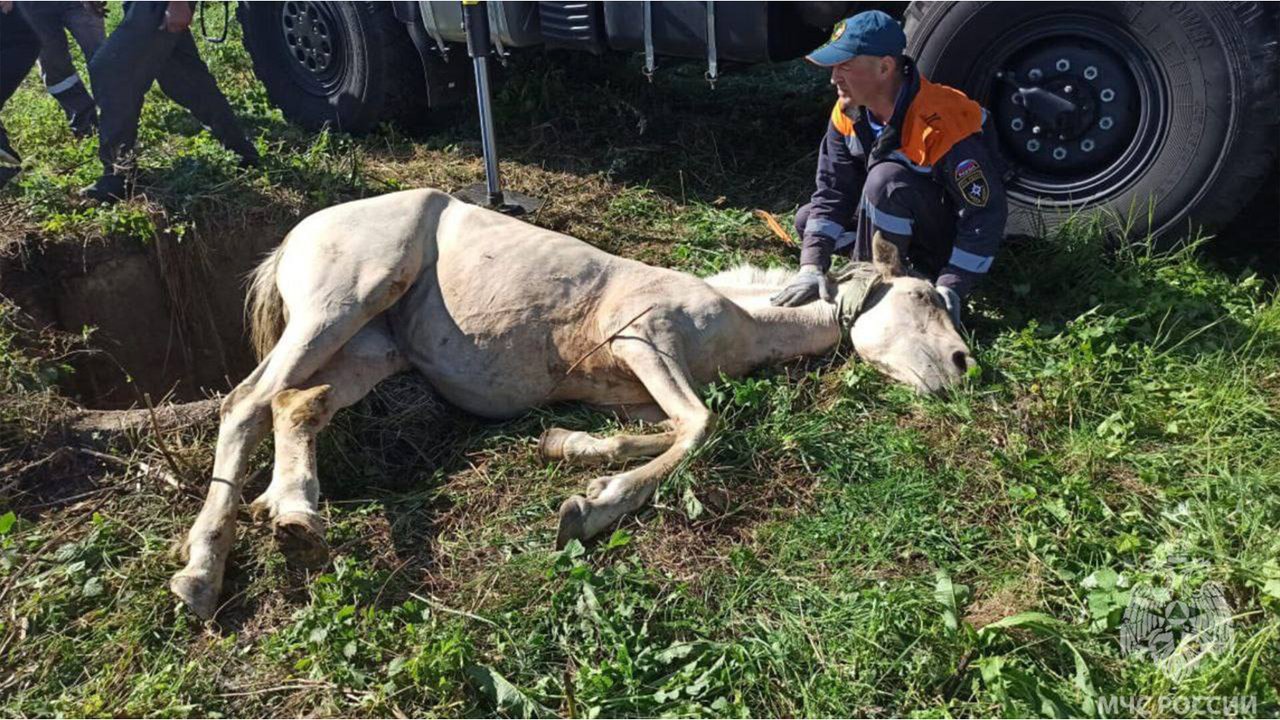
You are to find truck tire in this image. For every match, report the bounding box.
[237,1,426,133]
[904,2,1279,242]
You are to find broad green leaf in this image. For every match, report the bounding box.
[934,570,971,632]
[466,663,552,719]
[980,611,1066,635]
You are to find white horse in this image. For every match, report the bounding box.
[170,189,973,618]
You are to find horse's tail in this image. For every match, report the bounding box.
[247,238,288,362]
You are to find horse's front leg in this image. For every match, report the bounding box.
[556,333,715,548]
[249,319,409,567]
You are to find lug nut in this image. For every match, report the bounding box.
[1081,139,1095,152]
[1032,125,1042,135]
[1028,68,1043,81]
[1052,147,1068,160]
[1064,85,1074,94]
[1099,116,1114,130]
[1084,66,1099,80]
[1027,139,1041,151]
[1056,58,1071,72]
[1011,118,1024,131]
[1100,88,1116,102]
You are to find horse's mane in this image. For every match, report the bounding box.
[704,261,886,289]
[703,263,795,288]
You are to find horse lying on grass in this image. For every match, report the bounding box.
[171,188,974,619]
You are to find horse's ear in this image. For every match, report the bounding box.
[872,231,905,278]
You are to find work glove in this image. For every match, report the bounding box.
[937,285,963,331]
[771,265,835,307]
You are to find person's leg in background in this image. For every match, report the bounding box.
[17,1,101,137]
[84,1,184,200]
[154,28,259,165]
[59,0,107,134]
[0,2,42,187]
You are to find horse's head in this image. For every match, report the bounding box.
[839,233,975,394]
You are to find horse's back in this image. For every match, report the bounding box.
[277,189,454,312]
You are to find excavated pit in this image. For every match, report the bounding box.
[2,228,282,409]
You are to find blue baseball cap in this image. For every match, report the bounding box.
[806,10,907,67]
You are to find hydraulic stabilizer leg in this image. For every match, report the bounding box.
[455,0,542,215]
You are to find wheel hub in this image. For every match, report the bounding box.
[994,36,1139,177]
[280,1,343,92]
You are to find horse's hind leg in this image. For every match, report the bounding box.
[172,283,413,618]
[539,427,677,468]
[248,319,409,568]
[170,313,373,617]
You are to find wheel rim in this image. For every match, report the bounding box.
[961,14,1170,208]
[280,1,346,96]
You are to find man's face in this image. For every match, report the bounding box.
[830,55,894,109]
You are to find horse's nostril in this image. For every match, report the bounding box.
[952,350,969,372]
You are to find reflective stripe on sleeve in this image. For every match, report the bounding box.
[948,246,994,273]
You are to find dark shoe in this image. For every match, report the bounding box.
[79,174,129,204]
[0,166,19,190]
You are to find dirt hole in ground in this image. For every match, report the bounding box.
[2,229,281,409]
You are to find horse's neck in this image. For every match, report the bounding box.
[716,286,843,365]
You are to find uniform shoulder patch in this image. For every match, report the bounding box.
[954,158,988,208]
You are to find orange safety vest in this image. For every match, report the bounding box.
[829,75,984,168]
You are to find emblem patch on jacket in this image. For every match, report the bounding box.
[954,159,988,208]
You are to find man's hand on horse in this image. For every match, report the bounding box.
[771,265,835,307]
[937,284,963,331]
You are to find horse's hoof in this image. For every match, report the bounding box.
[556,495,589,550]
[539,428,573,461]
[273,511,329,569]
[170,571,219,620]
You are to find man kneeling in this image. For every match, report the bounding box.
[773,10,1008,329]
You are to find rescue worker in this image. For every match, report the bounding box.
[0,0,41,189]
[14,0,106,138]
[81,0,259,203]
[771,10,1008,329]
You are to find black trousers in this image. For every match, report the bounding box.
[0,7,42,156]
[797,161,956,278]
[17,0,104,134]
[89,1,251,175]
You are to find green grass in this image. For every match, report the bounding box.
[2,8,1279,718]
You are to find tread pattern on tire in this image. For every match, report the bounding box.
[239,2,426,133]
[903,1,1279,238]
